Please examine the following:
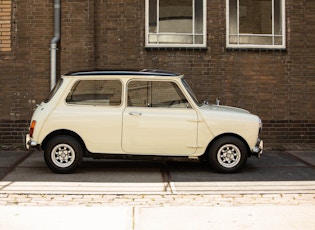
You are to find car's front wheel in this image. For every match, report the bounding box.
[44,135,83,174]
[208,136,248,173]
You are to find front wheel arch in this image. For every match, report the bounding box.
[205,133,250,157]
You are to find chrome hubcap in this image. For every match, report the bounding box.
[51,144,75,168]
[217,144,241,168]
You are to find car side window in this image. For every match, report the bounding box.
[66,80,122,106]
[128,80,190,108]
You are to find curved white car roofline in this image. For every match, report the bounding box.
[65,69,181,77]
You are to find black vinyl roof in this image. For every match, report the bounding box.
[66,69,181,77]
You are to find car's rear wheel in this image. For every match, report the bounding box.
[44,135,83,174]
[208,136,248,173]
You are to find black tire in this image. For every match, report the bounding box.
[208,136,248,173]
[44,135,83,174]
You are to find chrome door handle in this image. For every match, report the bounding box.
[129,112,142,116]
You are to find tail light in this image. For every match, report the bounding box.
[29,120,36,138]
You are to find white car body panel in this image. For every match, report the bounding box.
[45,104,124,153]
[198,104,261,152]
[122,107,198,155]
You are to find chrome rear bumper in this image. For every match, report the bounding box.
[25,134,38,150]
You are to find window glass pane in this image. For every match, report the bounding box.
[158,34,193,44]
[195,0,203,34]
[182,78,201,106]
[229,35,238,44]
[239,0,272,34]
[149,0,157,33]
[128,81,150,107]
[274,36,282,45]
[128,81,189,108]
[274,0,282,35]
[148,34,158,44]
[66,80,122,106]
[238,35,273,45]
[151,81,188,108]
[229,0,237,35]
[194,35,203,44]
[159,0,192,33]
[44,79,63,103]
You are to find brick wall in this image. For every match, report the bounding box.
[0,119,28,149]
[0,0,314,149]
[0,0,52,147]
[0,0,11,52]
[60,0,95,73]
[264,120,315,145]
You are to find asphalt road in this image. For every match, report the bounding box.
[0,150,314,230]
[0,150,314,194]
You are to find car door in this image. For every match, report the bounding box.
[122,80,198,156]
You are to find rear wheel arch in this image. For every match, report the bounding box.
[42,129,87,153]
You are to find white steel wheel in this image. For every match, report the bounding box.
[44,135,83,174]
[208,136,248,173]
[51,144,76,168]
[217,144,241,169]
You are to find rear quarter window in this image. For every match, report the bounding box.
[66,80,122,106]
[44,79,63,103]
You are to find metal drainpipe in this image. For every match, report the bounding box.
[50,0,61,90]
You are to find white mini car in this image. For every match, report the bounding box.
[26,70,263,173]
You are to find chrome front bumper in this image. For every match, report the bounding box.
[25,134,38,150]
[251,138,263,158]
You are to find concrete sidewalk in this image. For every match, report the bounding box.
[0,205,314,230]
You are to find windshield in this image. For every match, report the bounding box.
[181,78,202,106]
[44,78,63,103]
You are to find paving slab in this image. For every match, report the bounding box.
[0,181,169,194]
[0,206,132,230]
[172,181,315,194]
[0,205,314,230]
[135,205,315,230]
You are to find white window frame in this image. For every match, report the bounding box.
[145,0,207,48]
[226,0,286,49]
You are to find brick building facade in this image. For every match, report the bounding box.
[0,0,314,149]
